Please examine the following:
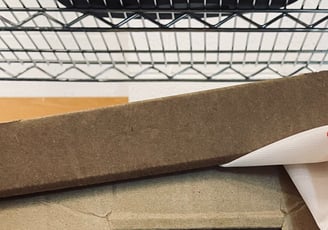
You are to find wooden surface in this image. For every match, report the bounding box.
[0,97,128,123]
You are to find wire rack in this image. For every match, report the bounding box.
[0,0,327,81]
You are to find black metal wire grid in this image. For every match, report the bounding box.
[0,0,327,81]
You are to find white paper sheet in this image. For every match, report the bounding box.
[286,163,328,229]
[222,126,328,230]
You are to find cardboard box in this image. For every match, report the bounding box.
[0,71,327,229]
[0,96,315,229]
[1,71,328,198]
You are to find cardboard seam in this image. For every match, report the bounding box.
[279,195,308,229]
[109,211,283,229]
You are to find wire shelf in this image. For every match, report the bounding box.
[0,0,327,81]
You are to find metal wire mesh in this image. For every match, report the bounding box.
[0,0,327,81]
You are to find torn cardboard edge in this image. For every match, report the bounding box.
[0,71,328,200]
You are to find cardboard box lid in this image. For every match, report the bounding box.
[0,71,328,198]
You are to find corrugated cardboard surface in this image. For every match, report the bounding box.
[0,166,318,229]
[0,71,328,198]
